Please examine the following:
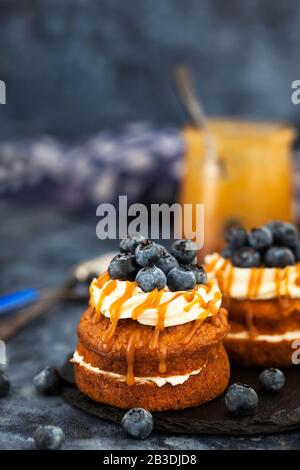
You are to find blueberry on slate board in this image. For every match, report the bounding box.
[33,366,62,395]
[0,372,10,397]
[248,227,273,250]
[170,239,197,264]
[135,240,163,267]
[259,368,286,392]
[136,266,166,292]
[33,425,65,450]
[264,247,295,268]
[232,247,261,268]
[225,225,248,248]
[155,253,179,274]
[225,383,258,416]
[120,234,145,253]
[167,266,196,291]
[266,221,299,247]
[122,408,154,439]
[108,253,138,281]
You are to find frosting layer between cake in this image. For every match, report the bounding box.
[72,351,206,387]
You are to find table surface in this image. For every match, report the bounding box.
[1,200,300,450]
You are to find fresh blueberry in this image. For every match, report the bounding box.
[225,225,248,248]
[232,247,261,268]
[189,265,208,285]
[33,425,65,450]
[156,244,169,255]
[292,242,300,262]
[155,253,179,274]
[135,240,163,267]
[225,383,258,416]
[108,253,138,281]
[167,266,196,291]
[122,408,154,439]
[248,227,273,250]
[33,366,62,395]
[170,239,197,264]
[120,234,145,253]
[0,372,10,397]
[259,368,286,392]
[264,246,295,268]
[136,266,166,292]
[221,246,234,259]
[266,221,299,247]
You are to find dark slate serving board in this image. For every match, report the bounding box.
[59,355,300,435]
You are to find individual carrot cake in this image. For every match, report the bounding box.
[205,222,300,367]
[72,237,230,411]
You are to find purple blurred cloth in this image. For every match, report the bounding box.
[0,122,185,210]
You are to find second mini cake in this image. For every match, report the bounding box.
[205,222,300,367]
[73,238,230,411]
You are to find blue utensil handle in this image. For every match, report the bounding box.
[0,288,40,315]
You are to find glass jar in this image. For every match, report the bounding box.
[180,119,296,254]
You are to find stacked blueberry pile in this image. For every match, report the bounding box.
[108,237,207,292]
[223,221,300,268]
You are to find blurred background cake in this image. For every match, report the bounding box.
[205,222,300,367]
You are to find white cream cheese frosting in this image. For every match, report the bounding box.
[89,278,222,327]
[227,330,300,343]
[72,351,206,387]
[205,253,300,300]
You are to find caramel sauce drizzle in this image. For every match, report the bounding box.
[215,259,231,293]
[102,282,136,352]
[244,304,257,338]
[96,271,110,288]
[295,263,300,286]
[274,268,282,297]
[182,291,222,345]
[149,301,168,351]
[247,268,263,299]
[224,265,234,296]
[182,315,207,345]
[93,279,117,323]
[283,266,290,297]
[205,256,220,273]
[183,292,207,312]
[131,288,162,320]
[126,329,143,386]
[149,292,183,373]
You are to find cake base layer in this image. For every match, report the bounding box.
[223,297,300,367]
[74,343,230,411]
[224,323,300,367]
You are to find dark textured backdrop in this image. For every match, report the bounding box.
[1,0,300,139]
